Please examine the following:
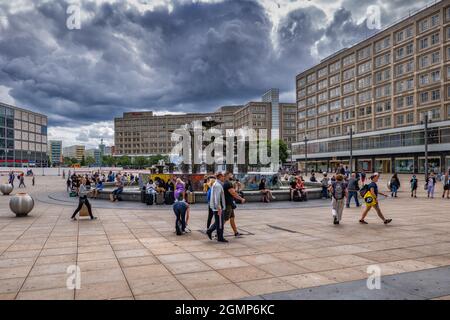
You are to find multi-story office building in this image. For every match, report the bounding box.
[293,1,450,174]
[63,145,85,162]
[114,93,297,158]
[262,89,280,140]
[48,140,62,166]
[0,102,48,167]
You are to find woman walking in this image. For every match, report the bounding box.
[71,178,97,221]
[359,173,392,225]
[389,173,401,198]
[426,173,436,198]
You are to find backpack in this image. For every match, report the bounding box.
[333,182,345,200]
[359,184,369,198]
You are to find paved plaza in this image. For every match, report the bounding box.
[1,175,450,300]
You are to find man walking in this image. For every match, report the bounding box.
[346,173,360,208]
[329,174,347,225]
[223,172,246,237]
[206,173,227,243]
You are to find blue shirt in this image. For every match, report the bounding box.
[368,182,378,196]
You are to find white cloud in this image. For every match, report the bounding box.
[48,121,114,149]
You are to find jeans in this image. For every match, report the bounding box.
[112,188,123,200]
[174,208,186,233]
[391,185,398,196]
[207,210,225,241]
[347,191,360,207]
[207,207,214,229]
[321,187,328,198]
[72,196,94,219]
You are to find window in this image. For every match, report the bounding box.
[421,92,429,103]
[318,67,328,78]
[431,70,440,82]
[318,91,328,102]
[343,68,355,81]
[318,116,328,126]
[420,74,430,86]
[329,61,340,73]
[298,100,306,109]
[307,84,316,95]
[343,82,355,94]
[343,95,355,108]
[318,79,327,90]
[431,33,440,45]
[431,89,440,101]
[298,111,306,119]
[420,18,429,32]
[375,84,391,98]
[298,89,306,98]
[307,119,316,129]
[329,113,341,124]
[307,107,317,117]
[432,51,440,64]
[420,55,429,68]
[358,61,372,75]
[375,53,390,68]
[306,73,316,83]
[329,100,341,111]
[329,87,340,99]
[420,37,428,50]
[431,14,440,27]
[375,101,391,113]
[343,54,355,67]
[318,104,328,114]
[358,75,371,89]
[357,46,371,61]
[358,90,372,104]
[329,74,340,86]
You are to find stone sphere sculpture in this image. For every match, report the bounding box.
[9,193,34,217]
[0,184,13,195]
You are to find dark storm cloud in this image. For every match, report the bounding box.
[0,0,410,127]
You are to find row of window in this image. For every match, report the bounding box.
[298,8,450,88]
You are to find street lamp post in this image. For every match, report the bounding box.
[304,136,308,177]
[349,126,353,175]
[424,113,429,181]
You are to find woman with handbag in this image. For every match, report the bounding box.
[71,178,97,221]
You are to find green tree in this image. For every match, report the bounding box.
[85,156,96,167]
[148,154,169,166]
[135,156,148,169]
[102,155,116,167]
[80,155,86,167]
[117,155,131,167]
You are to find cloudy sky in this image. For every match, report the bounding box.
[0,0,431,148]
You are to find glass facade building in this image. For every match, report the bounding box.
[0,102,48,167]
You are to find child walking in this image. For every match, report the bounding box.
[410,175,418,198]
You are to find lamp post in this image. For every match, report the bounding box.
[424,113,429,181]
[304,136,308,177]
[349,126,354,175]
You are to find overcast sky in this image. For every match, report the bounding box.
[0,0,431,148]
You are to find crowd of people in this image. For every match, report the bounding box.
[65,166,450,245]
[7,170,35,189]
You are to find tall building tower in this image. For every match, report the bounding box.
[262,88,280,141]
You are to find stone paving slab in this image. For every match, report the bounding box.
[257,266,450,300]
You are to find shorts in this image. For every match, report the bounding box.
[224,204,235,221]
